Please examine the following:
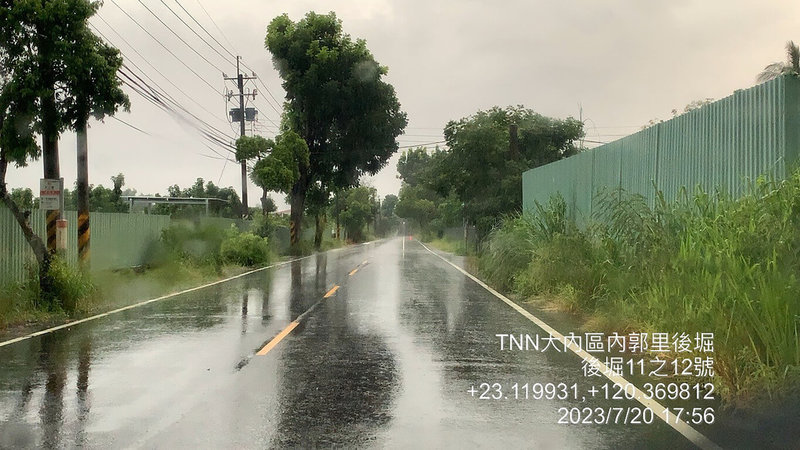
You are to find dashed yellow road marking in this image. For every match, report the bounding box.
[324,285,340,298]
[349,268,358,276]
[256,321,299,356]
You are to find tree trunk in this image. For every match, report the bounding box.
[1,148,56,306]
[0,188,54,308]
[38,21,61,255]
[289,175,308,252]
[314,213,326,250]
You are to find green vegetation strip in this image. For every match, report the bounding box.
[419,240,721,450]
[0,255,314,349]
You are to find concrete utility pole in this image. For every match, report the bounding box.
[77,123,90,267]
[224,56,258,218]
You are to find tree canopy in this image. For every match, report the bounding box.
[265,11,407,246]
[442,106,583,235]
[0,0,129,306]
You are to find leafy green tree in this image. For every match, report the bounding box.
[443,106,583,236]
[758,41,800,83]
[340,186,377,242]
[381,194,398,218]
[0,0,128,306]
[265,11,407,246]
[9,187,34,210]
[394,147,457,236]
[395,185,438,231]
[250,130,309,195]
[261,196,277,214]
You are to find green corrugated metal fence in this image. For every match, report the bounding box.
[0,208,170,284]
[523,75,800,223]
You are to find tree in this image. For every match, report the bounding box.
[381,194,398,218]
[10,187,34,210]
[442,106,583,236]
[340,186,377,242]
[265,11,407,248]
[250,131,309,195]
[758,41,800,83]
[394,147,458,237]
[261,196,277,214]
[0,0,128,307]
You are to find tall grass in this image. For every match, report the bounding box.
[481,173,800,406]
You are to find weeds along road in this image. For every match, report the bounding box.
[0,238,730,449]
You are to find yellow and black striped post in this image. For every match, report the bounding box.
[46,210,60,254]
[78,212,90,266]
[290,220,297,245]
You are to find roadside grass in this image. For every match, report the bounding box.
[0,218,366,334]
[480,172,800,408]
[426,237,467,256]
[0,221,277,334]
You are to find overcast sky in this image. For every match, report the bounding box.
[6,0,800,211]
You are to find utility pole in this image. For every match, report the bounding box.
[77,122,90,267]
[224,56,258,218]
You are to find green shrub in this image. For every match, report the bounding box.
[161,221,227,266]
[252,212,278,239]
[48,256,95,313]
[220,232,270,266]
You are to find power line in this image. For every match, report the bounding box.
[117,68,236,153]
[108,0,220,93]
[110,116,151,135]
[135,0,227,74]
[194,0,238,54]
[158,0,235,69]
[119,65,236,146]
[173,0,237,60]
[180,0,285,124]
[109,110,231,162]
[397,140,447,149]
[91,16,228,130]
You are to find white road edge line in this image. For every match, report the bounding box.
[418,241,721,450]
[0,254,320,349]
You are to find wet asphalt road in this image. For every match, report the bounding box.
[0,238,717,448]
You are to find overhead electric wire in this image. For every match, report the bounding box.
[91,16,228,130]
[110,115,151,135]
[117,68,236,153]
[180,0,284,120]
[118,65,236,146]
[167,0,236,62]
[193,0,238,54]
[113,77,234,160]
[108,0,220,93]
[397,140,447,149]
[135,0,228,74]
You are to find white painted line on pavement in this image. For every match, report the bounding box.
[418,241,722,450]
[0,255,317,349]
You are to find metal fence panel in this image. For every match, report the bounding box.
[523,75,800,221]
[0,208,171,284]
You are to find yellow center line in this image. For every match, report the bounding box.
[362,260,368,265]
[324,285,340,298]
[256,321,299,356]
[349,268,358,276]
